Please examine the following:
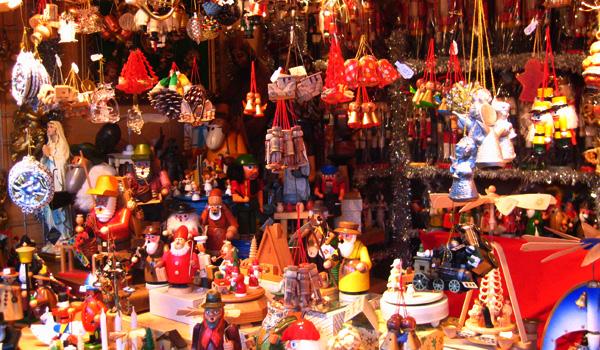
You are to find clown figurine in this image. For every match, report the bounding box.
[228,154,263,236]
[131,223,168,288]
[191,290,242,350]
[200,189,239,255]
[314,165,346,226]
[85,175,132,251]
[215,241,239,279]
[158,226,199,293]
[325,221,371,301]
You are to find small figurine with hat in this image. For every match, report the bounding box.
[166,202,201,238]
[158,226,199,293]
[131,223,168,288]
[80,274,107,346]
[525,100,554,170]
[194,235,212,288]
[51,292,77,343]
[85,175,133,250]
[0,268,23,322]
[131,143,171,197]
[229,266,247,297]
[314,165,346,225]
[281,319,323,350]
[328,221,371,299]
[247,259,261,289]
[227,154,264,235]
[200,189,239,255]
[191,290,242,350]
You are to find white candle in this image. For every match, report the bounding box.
[77,331,85,350]
[131,307,138,329]
[115,311,124,350]
[100,309,108,350]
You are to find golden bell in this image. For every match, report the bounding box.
[419,89,434,107]
[537,87,554,100]
[16,246,36,264]
[347,102,361,128]
[243,92,255,115]
[255,102,266,117]
[361,110,373,128]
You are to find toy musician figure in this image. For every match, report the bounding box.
[227,154,263,236]
[314,165,346,226]
[191,290,242,350]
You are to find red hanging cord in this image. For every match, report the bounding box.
[250,61,257,93]
[541,26,559,94]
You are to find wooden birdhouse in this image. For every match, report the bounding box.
[256,223,293,280]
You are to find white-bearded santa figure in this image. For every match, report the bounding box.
[166,203,200,238]
[158,225,198,292]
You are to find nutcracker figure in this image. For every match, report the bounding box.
[85,175,132,250]
[191,290,242,350]
[131,223,168,287]
[329,221,371,299]
[0,268,23,322]
[158,226,199,293]
[200,189,239,255]
[130,143,171,199]
[228,154,263,235]
[314,165,346,225]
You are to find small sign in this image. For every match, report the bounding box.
[395,61,415,79]
[288,65,307,77]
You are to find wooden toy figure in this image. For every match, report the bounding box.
[84,175,132,250]
[195,235,213,289]
[131,223,168,287]
[130,143,171,199]
[314,165,346,223]
[200,189,239,255]
[216,240,239,278]
[524,209,543,236]
[158,226,199,293]
[228,154,263,236]
[0,268,23,322]
[80,282,107,346]
[191,290,242,350]
[330,221,371,299]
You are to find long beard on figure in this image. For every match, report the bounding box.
[209,208,222,221]
[338,238,356,258]
[146,241,160,255]
[167,213,199,236]
[169,242,190,256]
[95,197,117,223]
[205,128,225,151]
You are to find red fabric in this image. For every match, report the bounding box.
[162,247,199,284]
[200,318,225,349]
[420,231,593,326]
[230,180,263,198]
[86,207,131,241]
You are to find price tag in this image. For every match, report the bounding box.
[288,65,307,77]
[270,67,282,83]
[90,53,104,62]
[524,18,538,36]
[395,61,415,79]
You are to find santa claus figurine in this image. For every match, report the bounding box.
[247,259,261,289]
[132,223,168,288]
[229,266,246,297]
[200,189,239,255]
[281,319,323,350]
[85,175,132,250]
[166,203,200,238]
[158,226,199,293]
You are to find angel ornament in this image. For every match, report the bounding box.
[492,99,516,163]
[449,136,478,202]
[474,103,505,168]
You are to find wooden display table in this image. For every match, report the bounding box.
[273,211,309,234]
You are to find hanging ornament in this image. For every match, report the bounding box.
[118,12,136,31]
[58,18,78,43]
[187,13,203,44]
[12,51,50,107]
[8,155,54,214]
[127,105,144,134]
[117,49,157,95]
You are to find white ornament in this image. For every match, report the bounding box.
[58,19,78,43]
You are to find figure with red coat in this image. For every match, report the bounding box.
[158,226,199,293]
[314,165,346,226]
[80,278,107,346]
[191,290,241,350]
[229,267,246,297]
[227,154,263,236]
[247,259,261,289]
[85,175,132,251]
[200,189,239,255]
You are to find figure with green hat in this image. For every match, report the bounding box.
[226,154,263,236]
[130,143,171,201]
[191,290,241,350]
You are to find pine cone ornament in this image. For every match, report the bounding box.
[149,88,182,120]
[184,85,207,111]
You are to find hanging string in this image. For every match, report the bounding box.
[541,26,559,94]
[250,61,257,93]
[467,0,495,94]
[190,56,201,85]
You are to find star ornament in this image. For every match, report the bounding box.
[517,58,544,103]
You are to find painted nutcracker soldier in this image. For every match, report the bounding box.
[227,154,263,236]
[0,268,23,322]
[158,226,199,293]
[314,165,346,226]
[132,223,168,288]
[326,221,371,300]
[200,189,239,255]
[85,175,133,251]
[191,290,242,350]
